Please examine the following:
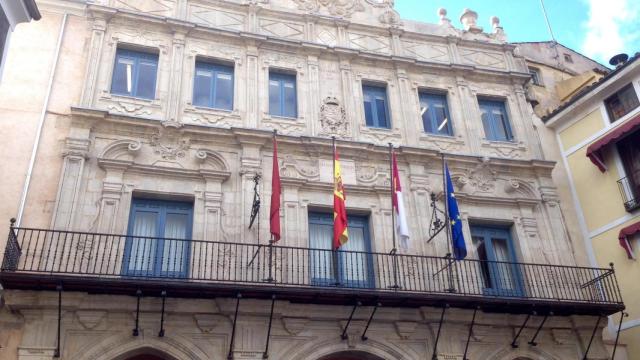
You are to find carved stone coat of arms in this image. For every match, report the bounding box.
[319,96,349,137]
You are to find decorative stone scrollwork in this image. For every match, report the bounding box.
[319,96,349,138]
[195,149,230,172]
[379,9,401,26]
[149,128,190,161]
[280,155,320,181]
[293,0,365,18]
[98,139,142,161]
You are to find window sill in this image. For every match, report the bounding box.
[108,92,156,103]
[267,115,300,121]
[191,105,235,113]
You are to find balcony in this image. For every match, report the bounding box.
[618,172,640,212]
[0,226,624,316]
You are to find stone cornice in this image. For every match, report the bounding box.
[70,106,556,173]
[86,4,529,84]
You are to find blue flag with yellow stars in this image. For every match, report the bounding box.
[446,165,467,260]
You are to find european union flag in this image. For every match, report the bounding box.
[446,165,467,260]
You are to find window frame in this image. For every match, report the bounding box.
[268,70,298,118]
[528,67,542,86]
[469,224,523,297]
[192,59,235,111]
[478,98,514,142]
[362,83,391,129]
[418,90,453,136]
[110,47,159,100]
[122,198,194,278]
[308,211,374,288]
[604,83,640,123]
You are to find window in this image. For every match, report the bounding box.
[563,53,573,63]
[605,84,640,122]
[0,4,9,77]
[529,67,542,86]
[308,212,373,288]
[478,99,514,141]
[111,48,158,99]
[470,225,522,296]
[419,92,453,136]
[616,130,640,212]
[363,84,390,128]
[193,60,234,110]
[123,198,193,278]
[269,71,297,118]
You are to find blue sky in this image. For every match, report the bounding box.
[394,0,640,66]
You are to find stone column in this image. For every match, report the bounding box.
[514,85,543,159]
[339,57,357,138]
[166,28,189,122]
[395,66,414,143]
[51,137,91,231]
[245,44,260,128]
[389,28,404,56]
[307,55,320,136]
[80,14,111,107]
[455,77,481,153]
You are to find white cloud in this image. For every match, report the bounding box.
[581,0,639,64]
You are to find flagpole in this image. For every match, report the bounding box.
[389,143,397,252]
[441,152,455,292]
[332,136,340,286]
[389,143,400,289]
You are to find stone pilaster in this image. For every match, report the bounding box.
[307,55,320,136]
[80,14,111,107]
[166,28,188,122]
[51,137,91,231]
[245,45,260,128]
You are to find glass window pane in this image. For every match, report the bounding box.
[433,104,449,135]
[341,226,367,284]
[375,98,388,128]
[128,211,157,272]
[214,72,233,110]
[269,79,281,116]
[112,57,133,95]
[481,110,493,139]
[472,235,491,288]
[309,222,334,282]
[491,237,515,290]
[162,213,189,274]
[363,97,374,126]
[283,80,297,117]
[493,111,508,141]
[136,60,157,99]
[193,69,212,107]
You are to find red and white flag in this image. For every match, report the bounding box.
[392,151,410,250]
[270,133,281,242]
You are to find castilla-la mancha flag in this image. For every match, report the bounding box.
[392,151,410,250]
[333,146,349,249]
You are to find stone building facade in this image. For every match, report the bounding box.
[0,1,624,359]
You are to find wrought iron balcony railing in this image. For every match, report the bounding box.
[618,172,640,212]
[0,226,624,315]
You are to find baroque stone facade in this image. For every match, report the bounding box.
[0,0,613,359]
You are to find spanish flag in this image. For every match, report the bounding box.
[333,144,349,249]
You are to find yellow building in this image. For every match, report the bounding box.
[545,53,640,358]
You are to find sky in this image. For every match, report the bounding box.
[394,0,640,67]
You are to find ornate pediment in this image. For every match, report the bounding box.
[292,0,365,18]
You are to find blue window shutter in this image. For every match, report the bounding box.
[111,48,158,99]
[478,99,513,141]
[363,85,390,129]
[269,71,297,118]
[193,61,234,110]
[419,92,453,136]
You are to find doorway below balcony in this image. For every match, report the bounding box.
[317,350,385,360]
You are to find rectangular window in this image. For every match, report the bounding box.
[363,84,390,128]
[308,212,373,288]
[111,48,158,100]
[470,225,522,297]
[478,99,514,142]
[616,130,640,212]
[605,84,639,122]
[269,71,297,118]
[123,198,193,278]
[193,60,234,110]
[529,67,542,86]
[419,92,453,136]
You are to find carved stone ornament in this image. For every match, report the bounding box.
[319,96,349,137]
[379,9,401,25]
[149,128,190,161]
[293,0,365,17]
